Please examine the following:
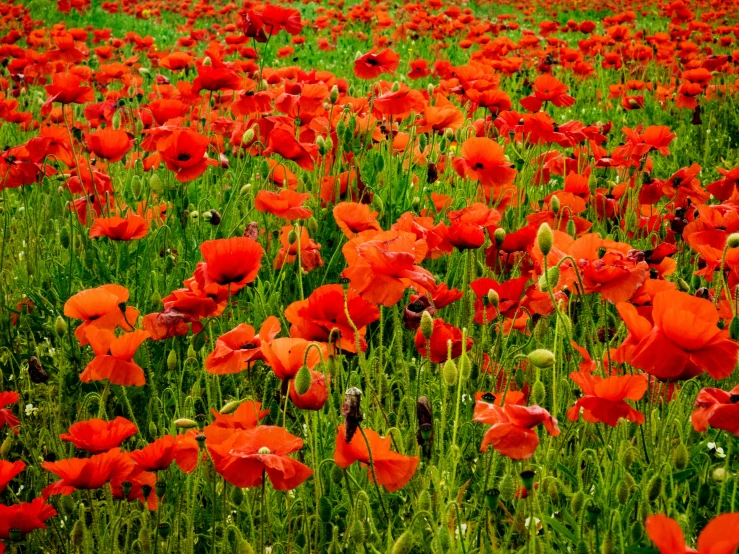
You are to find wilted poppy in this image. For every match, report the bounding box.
[60,417,138,454]
[334,425,418,491]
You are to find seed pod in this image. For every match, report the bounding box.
[537,222,553,255]
[442,359,457,387]
[499,474,515,502]
[28,356,48,384]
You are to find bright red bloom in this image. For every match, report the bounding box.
[567,372,647,426]
[64,284,139,346]
[474,403,560,460]
[209,400,269,431]
[273,225,323,273]
[290,370,329,410]
[85,128,134,162]
[158,128,216,182]
[43,72,94,106]
[354,49,399,79]
[192,237,263,297]
[90,213,149,241]
[42,448,135,496]
[129,435,177,472]
[414,318,473,364]
[0,461,25,493]
[452,137,517,188]
[207,426,312,490]
[333,202,382,238]
[691,385,739,436]
[0,498,57,542]
[646,513,739,554]
[192,64,242,93]
[60,416,138,454]
[80,328,150,386]
[334,425,418,492]
[111,466,158,511]
[615,290,739,381]
[261,338,328,379]
[0,392,20,430]
[520,74,576,112]
[255,189,312,221]
[205,317,281,375]
[285,284,380,353]
[265,127,316,170]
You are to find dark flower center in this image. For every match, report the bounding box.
[178,153,192,162]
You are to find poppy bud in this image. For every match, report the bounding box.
[167,350,177,371]
[418,133,428,152]
[533,317,549,342]
[531,380,546,404]
[71,519,85,547]
[418,489,431,512]
[576,540,589,554]
[550,195,560,214]
[729,317,739,340]
[0,436,12,457]
[630,521,643,543]
[672,442,689,470]
[420,310,434,340]
[538,266,559,292]
[241,127,255,146]
[324,136,334,152]
[316,135,326,155]
[149,174,163,194]
[112,111,121,131]
[55,315,68,337]
[499,474,515,502]
[391,530,414,554]
[537,222,553,255]
[330,465,344,484]
[442,358,457,386]
[329,85,339,104]
[570,490,585,514]
[727,233,739,249]
[237,538,255,554]
[645,474,662,502]
[616,480,629,504]
[439,137,447,153]
[148,421,158,438]
[294,365,313,395]
[230,486,244,506]
[459,354,471,379]
[349,519,365,546]
[318,496,332,522]
[487,289,499,308]
[677,278,690,293]
[566,218,576,237]
[437,526,451,552]
[527,349,555,369]
[697,482,711,506]
[287,229,298,244]
[174,418,198,429]
[391,81,400,92]
[342,387,363,443]
[494,227,506,246]
[59,226,70,248]
[202,56,212,66]
[150,290,161,306]
[444,128,454,141]
[220,400,241,414]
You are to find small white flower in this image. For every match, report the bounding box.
[25,404,35,416]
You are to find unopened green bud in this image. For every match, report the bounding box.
[330,465,344,484]
[391,531,414,554]
[672,443,689,470]
[531,380,546,404]
[727,233,739,249]
[550,195,560,214]
[566,218,576,237]
[220,400,241,414]
[294,365,313,396]
[487,289,499,308]
[174,418,198,429]
[349,519,365,546]
[646,474,662,502]
[230,486,244,506]
[616,480,629,504]
[494,227,506,246]
[318,496,332,522]
[571,490,585,515]
[442,359,457,387]
[527,349,555,369]
[329,85,339,104]
[59,226,70,248]
[538,266,560,292]
[112,111,121,131]
[499,474,516,502]
[55,315,68,337]
[420,311,434,340]
[167,350,177,371]
[149,174,163,194]
[537,223,553,255]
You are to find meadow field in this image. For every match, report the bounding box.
[0,0,739,552]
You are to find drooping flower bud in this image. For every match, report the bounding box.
[294,365,313,396]
[537,222,553,255]
[493,227,506,246]
[527,349,556,369]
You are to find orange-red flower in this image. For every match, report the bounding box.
[261,337,328,379]
[333,202,382,238]
[129,435,177,472]
[158,128,216,182]
[42,448,135,496]
[290,370,329,410]
[354,49,399,79]
[0,392,20,430]
[520,74,575,112]
[273,225,323,273]
[567,372,647,426]
[284,284,380,353]
[691,385,739,436]
[615,290,739,381]
[452,137,517,188]
[646,513,739,554]
[90,213,149,241]
[207,426,312,490]
[60,417,138,454]
[64,284,139,346]
[209,400,269,431]
[79,328,150,386]
[0,460,25,493]
[205,317,281,375]
[255,189,312,221]
[414,318,473,364]
[0,498,57,543]
[111,466,158,511]
[193,237,263,295]
[474,402,560,460]
[334,425,418,491]
[85,128,134,162]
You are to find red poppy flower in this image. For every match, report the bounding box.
[192,64,242,93]
[333,202,382,238]
[567,372,647,426]
[285,284,380,353]
[444,203,501,251]
[80,328,150,387]
[111,466,158,511]
[260,4,303,35]
[0,498,57,543]
[520,74,576,112]
[158,128,216,182]
[264,127,317,170]
[0,461,25,493]
[193,237,263,295]
[341,230,436,307]
[209,400,269,431]
[474,403,560,460]
[255,189,312,221]
[469,276,529,325]
[334,425,418,492]
[129,435,177,472]
[273,225,324,273]
[290,370,329,410]
[414,318,473,364]
[615,290,739,381]
[208,426,312,490]
[261,338,328,380]
[60,416,138,454]
[90,213,149,241]
[173,431,201,473]
[64,284,139,346]
[354,49,400,79]
[42,448,135,496]
[452,137,517,188]
[691,385,739,436]
[0,392,20,430]
[205,316,281,375]
[43,72,94,108]
[646,513,739,554]
[85,128,134,162]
